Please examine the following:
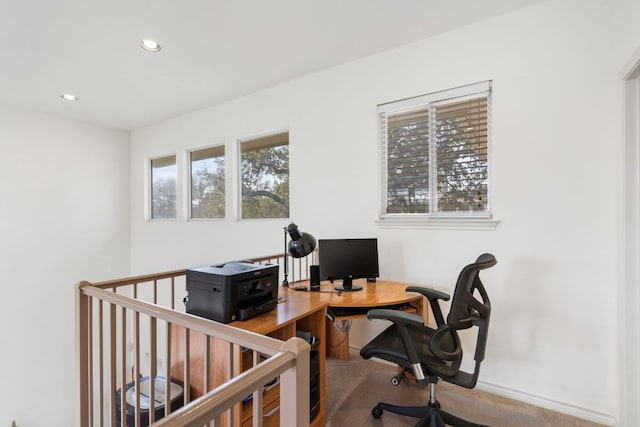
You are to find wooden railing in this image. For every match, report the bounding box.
[76,252,316,427]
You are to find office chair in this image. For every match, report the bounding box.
[360,253,497,427]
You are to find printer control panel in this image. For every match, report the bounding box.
[239,276,275,298]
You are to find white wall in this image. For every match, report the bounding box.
[0,104,131,426]
[130,0,620,423]
[612,0,640,66]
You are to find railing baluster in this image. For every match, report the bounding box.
[98,299,104,427]
[133,282,141,427]
[150,315,157,424]
[227,342,234,426]
[109,301,116,426]
[154,279,158,305]
[184,328,191,405]
[88,296,94,426]
[165,321,172,417]
[252,350,263,427]
[204,335,210,393]
[120,305,127,427]
[170,277,175,310]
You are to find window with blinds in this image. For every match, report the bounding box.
[379,81,491,217]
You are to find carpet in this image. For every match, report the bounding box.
[325,351,604,427]
[326,372,539,427]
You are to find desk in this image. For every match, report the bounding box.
[170,279,426,427]
[307,280,425,361]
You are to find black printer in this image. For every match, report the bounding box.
[185,261,279,323]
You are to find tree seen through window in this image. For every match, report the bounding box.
[191,146,225,219]
[151,155,177,219]
[241,133,289,219]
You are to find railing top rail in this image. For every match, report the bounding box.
[152,347,300,427]
[88,250,310,290]
[248,253,285,264]
[91,269,187,289]
[77,282,284,355]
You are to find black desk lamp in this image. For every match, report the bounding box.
[282,222,316,286]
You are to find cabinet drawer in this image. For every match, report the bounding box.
[242,396,280,427]
[241,382,279,423]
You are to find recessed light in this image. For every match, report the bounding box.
[60,94,78,101]
[140,39,161,52]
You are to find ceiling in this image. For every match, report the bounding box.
[0,0,547,131]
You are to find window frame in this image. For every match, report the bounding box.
[377,81,499,230]
[187,144,226,221]
[237,130,290,220]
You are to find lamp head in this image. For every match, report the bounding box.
[286,222,316,258]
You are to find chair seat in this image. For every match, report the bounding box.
[360,323,462,380]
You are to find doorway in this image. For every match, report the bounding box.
[622,52,640,427]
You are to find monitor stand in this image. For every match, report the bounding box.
[334,277,363,292]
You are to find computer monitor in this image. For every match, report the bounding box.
[318,238,379,292]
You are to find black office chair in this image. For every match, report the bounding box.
[360,253,497,427]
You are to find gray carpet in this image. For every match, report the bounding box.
[325,352,605,427]
[326,372,537,427]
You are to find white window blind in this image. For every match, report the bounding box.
[379,81,492,218]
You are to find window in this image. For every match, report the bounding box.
[379,81,491,219]
[150,155,177,219]
[240,132,289,219]
[190,146,225,219]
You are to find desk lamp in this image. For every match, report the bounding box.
[282,222,316,286]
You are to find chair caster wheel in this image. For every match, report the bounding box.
[372,406,383,419]
[391,368,406,386]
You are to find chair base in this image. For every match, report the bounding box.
[372,401,489,427]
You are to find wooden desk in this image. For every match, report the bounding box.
[170,279,425,427]
[315,280,426,361]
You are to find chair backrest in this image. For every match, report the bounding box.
[446,253,496,363]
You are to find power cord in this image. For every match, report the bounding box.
[314,289,343,295]
[290,285,342,295]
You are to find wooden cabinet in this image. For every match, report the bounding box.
[170,297,327,427]
[169,280,424,427]
[236,306,326,427]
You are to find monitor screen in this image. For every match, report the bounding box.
[318,238,379,292]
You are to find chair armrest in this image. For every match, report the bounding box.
[406,286,450,302]
[366,309,425,327]
[406,286,450,327]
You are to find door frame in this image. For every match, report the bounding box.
[621,48,640,427]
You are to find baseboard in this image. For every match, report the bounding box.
[476,379,617,427]
[350,344,617,426]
